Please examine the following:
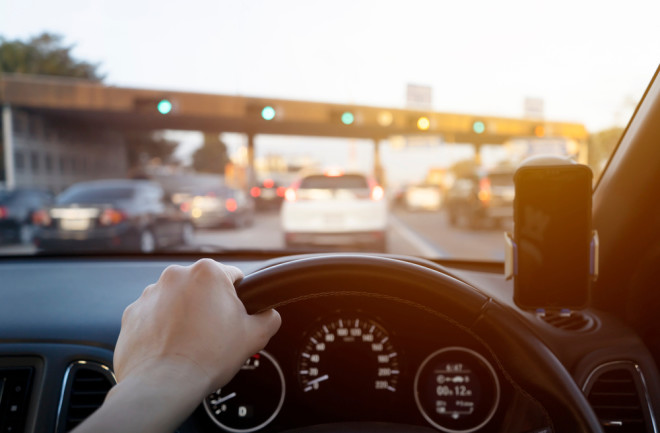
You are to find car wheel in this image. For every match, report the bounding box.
[139,229,156,253]
[181,222,195,245]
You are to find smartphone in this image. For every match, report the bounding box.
[513,164,593,309]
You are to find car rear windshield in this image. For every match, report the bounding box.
[57,186,135,205]
[300,175,369,189]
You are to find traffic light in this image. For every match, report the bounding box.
[261,106,276,121]
[157,99,173,115]
[416,116,430,131]
[341,111,355,125]
[534,125,546,138]
[472,120,486,134]
[134,97,175,114]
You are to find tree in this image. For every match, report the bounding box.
[0,32,104,81]
[192,134,231,174]
[124,131,179,169]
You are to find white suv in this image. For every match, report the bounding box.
[281,171,388,251]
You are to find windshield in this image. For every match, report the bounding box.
[57,186,135,205]
[1,1,659,259]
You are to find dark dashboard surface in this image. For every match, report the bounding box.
[0,254,658,432]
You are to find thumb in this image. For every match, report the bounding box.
[246,309,282,353]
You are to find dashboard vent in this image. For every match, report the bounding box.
[584,362,654,433]
[538,310,595,332]
[57,361,116,433]
[0,367,34,433]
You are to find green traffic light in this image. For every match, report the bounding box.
[261,106,276,121]
[157,99,173,115]
[341,111,355,125]
[473,121,485,134]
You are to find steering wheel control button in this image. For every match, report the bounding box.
[203,351,285,432]
[414,347,500,432]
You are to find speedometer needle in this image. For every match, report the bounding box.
[307,374,329,387]
[211,392,237,405]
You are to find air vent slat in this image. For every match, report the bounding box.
[539,311,595,332]
[585,364,650,433]
[58,362,115,433]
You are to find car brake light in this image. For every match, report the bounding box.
[226,198,238,212]
[285,188,297,202]
[250,186,261,198]
[370,185,384,201]
[0,206,7,219]
[32,209,51,226]
[478,178,492,203]
[276,186,286,197]
[100,209,126,226]
[180,202,191,212]
[263,179,274,188]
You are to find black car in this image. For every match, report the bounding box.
[0,188,53,244]
[251,178,286,210]
[445,168,515,229]
[33,179,194,253]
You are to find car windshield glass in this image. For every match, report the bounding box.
[300,175,369,189]
[1,1,658,258]
[57,187,135,205]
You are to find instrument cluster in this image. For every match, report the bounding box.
[199,298,505,433]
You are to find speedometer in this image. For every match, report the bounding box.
[297,315,399,415]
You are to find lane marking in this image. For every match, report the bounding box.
[388,214,449,258]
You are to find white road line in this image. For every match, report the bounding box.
[388,215,448,258]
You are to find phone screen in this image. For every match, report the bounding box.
[513,165,592,309]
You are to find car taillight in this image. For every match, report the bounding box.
[478,178,492,203]
[32,209,51,226]
[370,185,384,201]
[100,209,126,226]
[250,187,261,198]
[226,198,238,212]
[285,188,297,202]
[263,179,274,188]
[276,186,286,197]
[180,202,191,212]
[0,206,7,219]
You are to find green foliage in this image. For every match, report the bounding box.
[0,32,104,81]
[192,134,230,174]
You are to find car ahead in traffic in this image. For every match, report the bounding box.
[0,188,53,244]
[445,167,515,229]
[181,186,254,229]
[33,179,194,253]
[281,170,387,251]
[403,183,443,211]
[250,178,286,211]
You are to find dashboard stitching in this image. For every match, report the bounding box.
[257,291,555,431]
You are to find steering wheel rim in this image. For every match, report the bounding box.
[236,254,603,432]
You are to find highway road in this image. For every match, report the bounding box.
[0,209,508,262]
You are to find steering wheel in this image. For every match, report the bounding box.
[236,254,603,432]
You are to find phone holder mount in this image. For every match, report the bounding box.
[503,155,599,284]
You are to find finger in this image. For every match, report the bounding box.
[221,264,244,284]
[247,309,282,351]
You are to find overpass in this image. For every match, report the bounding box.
[0,74,588,190]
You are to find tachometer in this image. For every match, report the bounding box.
[297,315,399,412]
[204,351,285,433]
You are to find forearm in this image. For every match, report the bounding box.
[73,360,210,433]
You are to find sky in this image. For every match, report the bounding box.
[2,0,659,182]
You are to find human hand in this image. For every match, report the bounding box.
[114,258,281,397]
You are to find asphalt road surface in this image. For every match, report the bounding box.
[0,209,508,262]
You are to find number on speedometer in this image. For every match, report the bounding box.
[297,316,399,395]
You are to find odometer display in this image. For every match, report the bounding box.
[297,316,399,417]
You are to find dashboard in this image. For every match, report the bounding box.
[0,253,658,433]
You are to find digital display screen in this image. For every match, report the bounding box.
[514,165,592,309]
